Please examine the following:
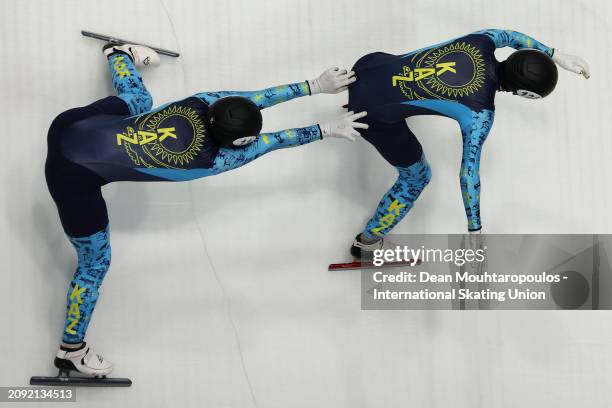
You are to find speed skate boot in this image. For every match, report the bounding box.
[54,342,113,377]
[103,43,160,67]
[350,233,400,261]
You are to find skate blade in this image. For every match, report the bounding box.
[30,375,132,387]
[328,259,420,271]
[81,30,179,58]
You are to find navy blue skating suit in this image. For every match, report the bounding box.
[45,51,319,344]
[347,29,554,236]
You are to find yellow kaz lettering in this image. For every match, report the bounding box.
[370,199,406,236]
[392,62,457,86]
[117,127,177,145]
[65,284,87,335]
[113,56,131,79]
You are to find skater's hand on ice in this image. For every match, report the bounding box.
[553,51,591,79]
[309,67,357,94]
[320,111,369,141]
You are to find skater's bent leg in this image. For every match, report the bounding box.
[106,52,152,114]
[62,226,111,345]
[53,229,115,378]
[50,183,111,346]
[362,154,432,239]
[357,121,431,240]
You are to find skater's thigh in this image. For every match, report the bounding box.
[360,120,423,167]
[45,156,109,237]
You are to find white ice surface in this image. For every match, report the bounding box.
[1,0,612,407]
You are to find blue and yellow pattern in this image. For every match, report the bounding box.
[476,29,554,57]
[63,227,111,344]
[460,109,495,231]
[362,155,432,239]
[195,81,311,109]
[107,53,153,115]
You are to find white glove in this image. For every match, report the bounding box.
[308,67,357,94]
[320,111,368,141]
[552,51,591,79]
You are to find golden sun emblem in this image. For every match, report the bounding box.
[122,105,206,169]
[417,42,486,99]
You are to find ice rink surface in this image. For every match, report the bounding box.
[1,0,612,406]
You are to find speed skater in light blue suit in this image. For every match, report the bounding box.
[45,43,365,369]
[348,29,590,255]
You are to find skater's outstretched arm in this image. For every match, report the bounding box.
[194,67,356,109]
[476,29,554,56]
[135,112,367,181]
[459,110,495,232]
[210,111,368,175]
[476,29,591,78]
[210,125,321,173]
[195,82,310,109]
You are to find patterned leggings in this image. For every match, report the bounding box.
[358,120,433,240]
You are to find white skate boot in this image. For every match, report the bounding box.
[54,342,113,377]
[350,233,400,260]
[103,43,160,67]
[328,234,413,271]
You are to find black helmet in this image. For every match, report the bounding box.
[499,49,558,99]
[206,96,263,147]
